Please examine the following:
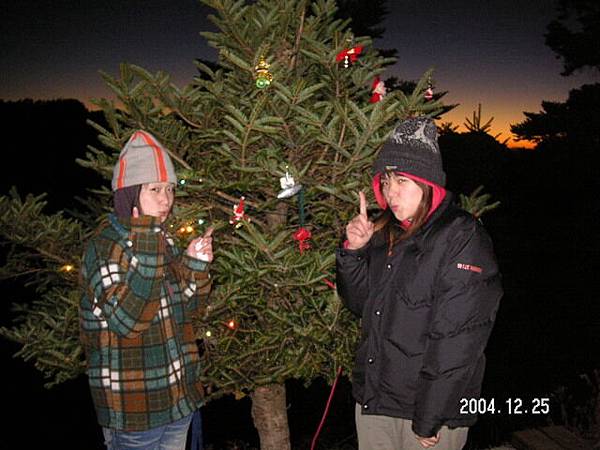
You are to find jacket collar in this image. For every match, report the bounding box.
[404,192,456,243]
[108,213,164,238]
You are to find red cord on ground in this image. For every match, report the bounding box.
[310,366,344,450]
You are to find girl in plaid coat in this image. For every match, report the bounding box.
[80,130,213,450]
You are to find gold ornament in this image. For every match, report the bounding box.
[254,56,273,89]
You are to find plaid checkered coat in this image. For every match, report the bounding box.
[79,214,211,431]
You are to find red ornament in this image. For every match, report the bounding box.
[336,45,364,68]
[229,196,249,228]
[369,77,386,103]
[293,227,312,254]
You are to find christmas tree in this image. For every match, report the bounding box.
[0,1,473,448]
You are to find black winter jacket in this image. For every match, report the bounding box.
[336,194,502,438]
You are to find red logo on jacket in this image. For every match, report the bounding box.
[456,263,483,273]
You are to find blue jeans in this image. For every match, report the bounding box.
[103,414,193,450]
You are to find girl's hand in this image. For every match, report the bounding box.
[415,432,440,448]
[187,227,214,262]
[345,191,374,250]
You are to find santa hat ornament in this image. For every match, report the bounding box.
[369,77,386,103]
[229,196,249,228]
[424,78,434,101]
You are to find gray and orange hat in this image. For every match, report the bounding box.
[111,130,177,191]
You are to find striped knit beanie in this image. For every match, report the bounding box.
[372,117,446,186]
[111,130,177,191]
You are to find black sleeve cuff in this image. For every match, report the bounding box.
[411,420,441,440]
[336,243,370,258]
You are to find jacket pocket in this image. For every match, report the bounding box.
[384,289,431,357]
[379,348,422,405]
[398,289,432,309]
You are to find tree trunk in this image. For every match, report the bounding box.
[250,204,292,449]
[250,383,291,450]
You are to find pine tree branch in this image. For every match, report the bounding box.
[214,190,260,209]
[290,1,307,71]
[331,122,347,185]
[172,107,204,130]
[37,248,71,265]
[0,268,44,280]
[337,122,347,148]
[164,145,193,171]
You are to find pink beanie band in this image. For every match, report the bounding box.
[372,172,446,218]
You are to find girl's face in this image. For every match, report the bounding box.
[381,172,423,221]
[139,182,175,222]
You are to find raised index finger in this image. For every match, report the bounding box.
[359,191,367,217]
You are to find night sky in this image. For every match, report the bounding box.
[2,0,597,145]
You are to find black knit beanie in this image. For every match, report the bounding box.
[372,117,446,186]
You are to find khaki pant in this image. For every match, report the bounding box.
[355,404,469,450]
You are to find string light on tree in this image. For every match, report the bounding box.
[225,319,237,330]
[59,264,75,273]
[177,224,195,235]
